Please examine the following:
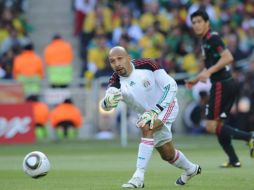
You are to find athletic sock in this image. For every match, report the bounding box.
[169,150,196,174]
[217,124,251,141]
[216,125,239,163]
[133,138,154,180]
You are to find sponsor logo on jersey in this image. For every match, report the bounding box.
[129,81,135,86]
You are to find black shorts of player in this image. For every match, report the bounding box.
[206,78,237,120]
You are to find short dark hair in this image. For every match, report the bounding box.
[64,98,73,104]
[26,95,38,102]
[52,33,62,40]
[190,9,210,22]
[24,43,34,50]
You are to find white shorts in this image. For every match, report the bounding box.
[153,100,179,147]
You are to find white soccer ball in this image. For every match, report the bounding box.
[22,151,50,179]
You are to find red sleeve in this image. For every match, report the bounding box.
[133,58,161,71]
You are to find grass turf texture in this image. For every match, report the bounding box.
[0,135,253,190]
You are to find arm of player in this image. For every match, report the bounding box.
[153,69,178,113]
[206,49,234,76]
[185,49,233,88]
[186,34,233,88]
[192,49,233,84]
[136,69,177,129]
[101,87,123,111]
[197,34,234,82]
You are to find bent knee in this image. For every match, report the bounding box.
[161,153,175,162]
[159,148,175,162]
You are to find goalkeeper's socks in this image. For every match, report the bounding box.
[216,124,251,141]
[133,138,154,179]
[169,150,196,174]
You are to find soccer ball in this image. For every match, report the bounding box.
[22,151,50,179]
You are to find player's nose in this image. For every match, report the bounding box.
[115,61,121,67]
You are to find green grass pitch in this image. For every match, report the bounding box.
[0,135,253,190]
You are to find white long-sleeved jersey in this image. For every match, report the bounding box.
[103,58,178,115]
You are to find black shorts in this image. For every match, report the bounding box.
[206,78,237,120]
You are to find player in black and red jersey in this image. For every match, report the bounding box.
[186,9,254,168]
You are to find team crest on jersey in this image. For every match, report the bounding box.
[142,80,151,88]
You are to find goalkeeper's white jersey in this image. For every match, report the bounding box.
[108,58,178,114]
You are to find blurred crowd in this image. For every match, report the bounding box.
[72,0,254,133]
[0,0,82,140]
[72,0,254,79]
[0,0,31,79]
[0,0,75,95]
[0,0,254,136]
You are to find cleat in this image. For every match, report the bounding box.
[249,138,254,158]
[220,161,241,168]
[122,177,144,188]
[175,177,185,185]
[175,165,201,186]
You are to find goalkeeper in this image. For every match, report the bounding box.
[101,46,201,188]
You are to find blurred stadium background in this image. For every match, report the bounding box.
[0,0,254,189]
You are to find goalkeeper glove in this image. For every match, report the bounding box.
[103,87,122,109]
[136,109,159,129]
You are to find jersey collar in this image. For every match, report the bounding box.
[202,29,212,40]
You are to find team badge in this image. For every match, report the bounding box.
[143,80,151,88]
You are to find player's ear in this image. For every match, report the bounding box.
[127,55,131,62]
[206,20,210,27]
